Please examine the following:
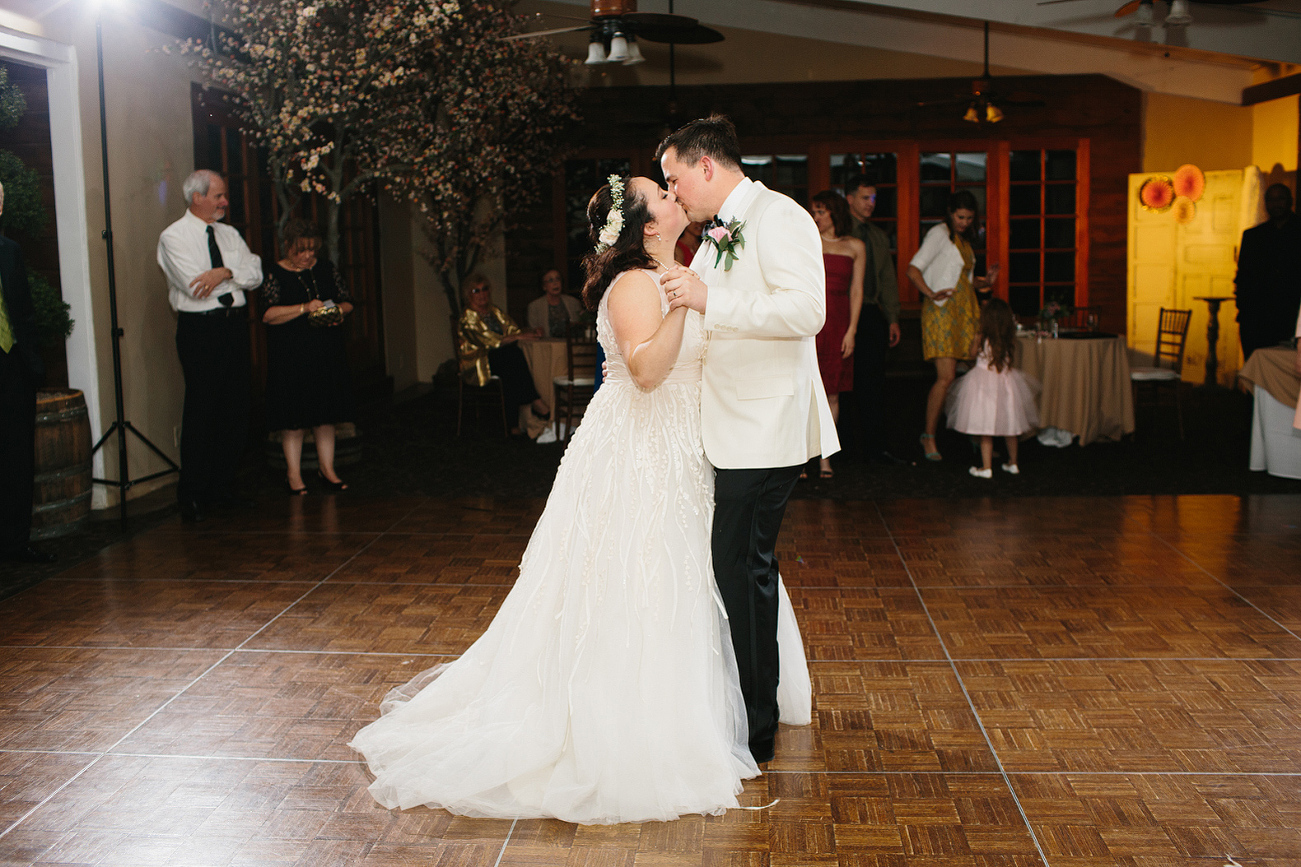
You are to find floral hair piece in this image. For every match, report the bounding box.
[595,174,624,253]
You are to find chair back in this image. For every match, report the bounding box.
[1153,307,1192,372]
[565,322,599,383]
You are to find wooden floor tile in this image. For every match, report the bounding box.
[875,497,1130,538]
[51,530,378,585]
[324,533,528,586]
[1011,773,1301,866]
[177,496,428,536]
[961,658,1301,773]
[0,579,314,649]
[0,751,95,830]
[1164,533,1301,588]
[789,588,946,661]
[1119,493,1301,536]
[0,647,225,752]
[112,651,434,762]
[242,583,509,654]
[920,585,1301,660]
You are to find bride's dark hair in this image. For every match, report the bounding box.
[580,176,654,310]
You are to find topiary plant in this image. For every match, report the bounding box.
[29,271,73,347]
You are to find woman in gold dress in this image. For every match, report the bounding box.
[457,273,549,435]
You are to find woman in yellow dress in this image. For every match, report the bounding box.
[907,190,998,461]
[457,273,549,434]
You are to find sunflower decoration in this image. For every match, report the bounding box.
[1172,164,1205,201]
[1172,196,1196,225]
[1139,176,1175,212]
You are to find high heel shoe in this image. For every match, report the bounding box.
[285,480,308,496]
[316,471,348,492]
[919,433,942,462]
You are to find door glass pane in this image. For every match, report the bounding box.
[1010,285,1040,317]
[1046,185,1076,215]
[1010,150,1040,182]
[873,186,897,220]
[1009,252,1040,284]
[861,152,897,183]
[1045,251,1075,283]
[1010,186,1040,216]
[774,155,807,188]
[1044,284,1074,307]
[742,155,773,185]
[224,128,244,173]
[1046,150,1076,181]
[1009,218,1040,249]
[920,186,949,219]
[954,152,986,182]
[920,152,951,181]
[1044,218,1075,249]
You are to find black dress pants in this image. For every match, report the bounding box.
[712,463,803,762]
[488,343,542,410]
[848,304,891,458]
[0,347,36,555]
[175,311,251,504]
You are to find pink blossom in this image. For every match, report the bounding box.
[707,226,730,243]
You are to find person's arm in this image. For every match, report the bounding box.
[223,231,263,291]
[692,198,827,338]
[842,238,866,359]
[908,227,951,302]
[608,270,688,390]
[157,227,221,301]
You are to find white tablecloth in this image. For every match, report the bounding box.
[1249,386,1301,480]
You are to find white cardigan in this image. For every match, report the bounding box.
[909,223,971,309]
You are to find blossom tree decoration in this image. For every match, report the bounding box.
[177,0,576,287]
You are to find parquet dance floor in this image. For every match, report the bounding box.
[1,493,1299,866]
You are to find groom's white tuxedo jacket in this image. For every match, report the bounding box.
[695,178,840,469]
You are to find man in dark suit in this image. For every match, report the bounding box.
[0,180,55,563]
[1236,184,1301,360]
[844,175,905,464]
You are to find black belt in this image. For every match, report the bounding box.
[180,306,247,319]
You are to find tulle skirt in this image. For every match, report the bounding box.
[945,364,1040,437]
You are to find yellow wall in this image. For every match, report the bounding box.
[1143,93,1254,172]
[1252,94,1299,190]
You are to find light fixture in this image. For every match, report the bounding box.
[985,102,1004,123]
[607,28,629,63]
[584,30,607,65]
[1165,0,1193,26]
[1135,0,1154,26]
[963,104,980,123]
[623,35,645,65]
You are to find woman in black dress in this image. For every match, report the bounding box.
[261,219,355,494]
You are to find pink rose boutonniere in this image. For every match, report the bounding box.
[702,217,746,272]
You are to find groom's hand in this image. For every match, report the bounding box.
[663,266,707,314]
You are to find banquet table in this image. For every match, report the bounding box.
[1014,332,1135,446]
[1237,346,1301,480]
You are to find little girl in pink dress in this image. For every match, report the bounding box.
[945,298,1039,478]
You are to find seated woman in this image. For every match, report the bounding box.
[261,219,355,494]
[458,273,550,435]
[527,268,584,338]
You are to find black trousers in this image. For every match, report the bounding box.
[488,343,542,410]
[0,347,36,554]
[712,463,803,762]
[175,311,251,504]
[847,303,890,457]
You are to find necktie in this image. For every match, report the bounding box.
[207,225,233,307]
[0,270,13,354]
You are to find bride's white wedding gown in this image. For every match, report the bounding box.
[350,270,811,824]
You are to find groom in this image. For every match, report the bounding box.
[659,116,838,764]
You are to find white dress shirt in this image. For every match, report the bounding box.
[157,210,263,313]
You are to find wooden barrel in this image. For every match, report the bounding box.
[265,422,361,470]
[32,389,93,541]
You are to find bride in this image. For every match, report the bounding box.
[349,176,810,825]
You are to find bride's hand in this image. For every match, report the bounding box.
[662,266,707,314]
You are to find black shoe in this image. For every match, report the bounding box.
[316,471,348,492]
[872,450,911,466]
[749,738,775,765]
[179,499,206,523]
[3,545,56,564]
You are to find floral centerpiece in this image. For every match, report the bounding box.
[1038,301,1070,336]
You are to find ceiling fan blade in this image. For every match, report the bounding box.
[1114,0,1143,18]
[621,12,699,29]
[499,24,591,41]
[916,97,967,107]
[635,23,724,44]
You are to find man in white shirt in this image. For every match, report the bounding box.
[659,116,838,765]
[157,170,263,522]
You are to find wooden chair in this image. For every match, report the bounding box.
[451,316,509,439]
[1130,307,1192,439]
[553,323,599,442]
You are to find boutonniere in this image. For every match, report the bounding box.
[702,217,746,272]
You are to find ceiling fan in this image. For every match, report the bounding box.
[504,1,723,66]
[1036,0,1268,27]
[916,22,1045,124]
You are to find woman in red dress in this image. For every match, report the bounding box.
[810,190,865,479]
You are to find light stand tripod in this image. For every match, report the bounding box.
[89,10,178,523]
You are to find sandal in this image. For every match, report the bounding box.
[316,471,348,492]
[285,480,308,496]
[819,468,834,479]
[919,433,942,462]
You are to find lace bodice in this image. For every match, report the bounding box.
[597,269,705,388]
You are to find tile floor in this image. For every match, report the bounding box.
[1,494,1298,866]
